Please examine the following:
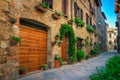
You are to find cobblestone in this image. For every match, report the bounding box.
[18,52,118,80]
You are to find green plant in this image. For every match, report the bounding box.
[71,17,85,27]
[90,56,120,80]
[86,54,92,59]
[55,10,62,16]
[85,37,89,46]
[20,67,27,71]
[40,1,50,8]
[54,54,59,60]
[11,36,21,43]
[41,64,48,70]
[90,48,99,55]
[86,25,95,33]
[58,57,63,66]
[60,24,76,63]
[76,50,85,61]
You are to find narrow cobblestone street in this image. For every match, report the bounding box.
[18,52,118,80]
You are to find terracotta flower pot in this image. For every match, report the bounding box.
[36,5,47,12]
[19,70,26,75]
[54,60,60,68]
[51,42,55,46]
[52,13,60,19]
[11,40,18,45]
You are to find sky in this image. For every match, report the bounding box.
[101,0,116,27]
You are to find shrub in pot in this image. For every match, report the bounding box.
[54,54,60,68]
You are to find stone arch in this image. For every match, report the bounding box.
[59,24,76,63]
[19,18,52,70]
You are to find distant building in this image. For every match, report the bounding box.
[107,27,117,51]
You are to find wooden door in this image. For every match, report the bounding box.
[61,37,68,61]
[19,24,47,72]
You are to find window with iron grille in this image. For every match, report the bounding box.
[62,0,68,17]
[43,0,53,9]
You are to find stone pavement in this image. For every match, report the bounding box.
[18,52,118,80]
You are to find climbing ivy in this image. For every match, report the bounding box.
[59,24,76,63]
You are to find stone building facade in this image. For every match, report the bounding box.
[115,0,120,53]
[0,0,104,79]
[95,3,107,52]
[107,27,117,51]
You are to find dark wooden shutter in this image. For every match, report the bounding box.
[90,17,92,25]
[81,9,83,20]
[74,2,78,17]
[62,0,68,17]
[44,0,53,8]
[86,13,88,25]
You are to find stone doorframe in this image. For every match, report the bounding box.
[19,18,52,68]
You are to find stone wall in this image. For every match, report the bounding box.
[0,0,101,79]
[0,1,19,80]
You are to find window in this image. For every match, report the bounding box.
[86,13,89,25]
[90,17,92,25]
[109,41,112,45]
[77,38,83,50]
[109,33,112,38]
[74,3,83,20]
[80,9,83,20]
[62,0,68,17]
[114,32,116,35]
[43,0,53,9]
[74,2,79,17]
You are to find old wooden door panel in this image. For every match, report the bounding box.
[19,25,47,72]
[61,37,68,61]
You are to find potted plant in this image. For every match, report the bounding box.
[71,17,85,27]
[40,64,48,71]
[52,10,62,19]
[9,17,16,24]
[58,40,63,46]
[54,34,60,40]
[11,36,21,45]
[36,1,50,12]
[19,67,27,75]
[86,25,95,33]
[54,54,60,68]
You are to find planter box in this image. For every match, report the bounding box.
[52,13,60,19]
[36,5,47,12]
